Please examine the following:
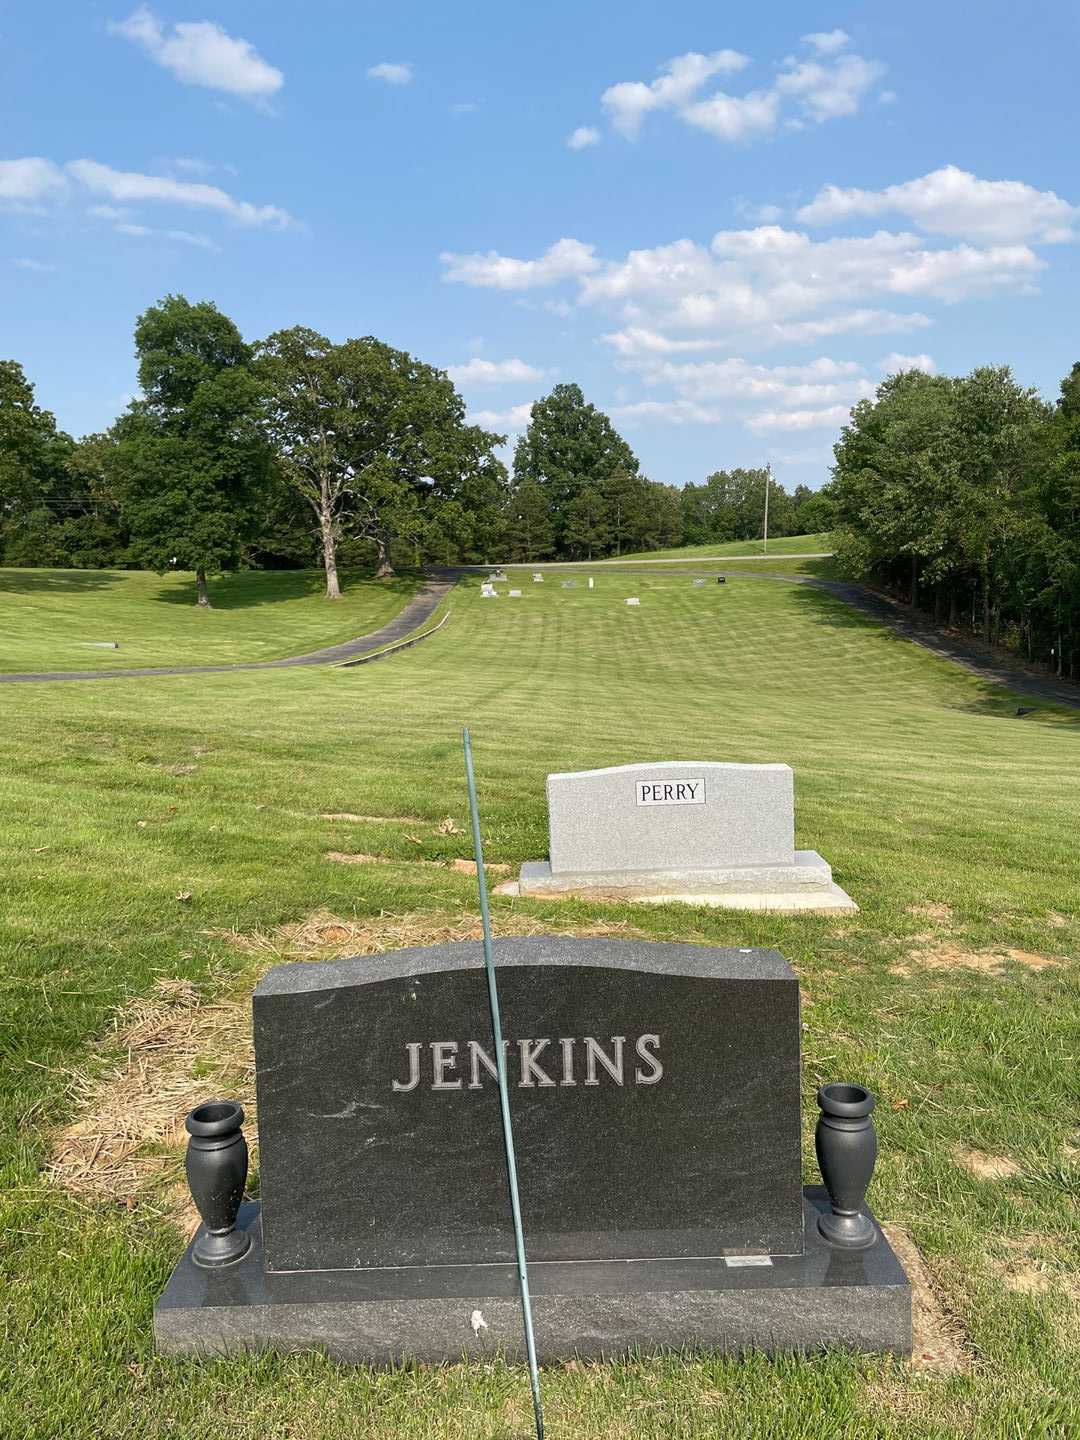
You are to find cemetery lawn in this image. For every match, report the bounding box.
[2,570,1079,1439]
[0,568,421,672]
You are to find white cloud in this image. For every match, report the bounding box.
[440,237,599,289]
[12,257,57,273]
[747,405,854,431]
[469,403,534,431]
[110,8,283,103]
[601,49,749,138]
[0,157,67,203]
[567,126,601,150]
[446,357,544,386]
[798,165,1077,243]
[67,159,293,227]
[802,29,850,55]
[115,220,220,251]
[600,35,885,145]
[879,352,936,374]
[368,61,413,85]
[771,308,933,342]
[450,101,479,114]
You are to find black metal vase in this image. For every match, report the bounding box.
[185,1100,251,1267]
[815,1082,878,1249]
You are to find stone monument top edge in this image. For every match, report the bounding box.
[253,936,794,999]
[546,760,793,784]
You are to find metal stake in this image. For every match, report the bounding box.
[462,728,545,1440]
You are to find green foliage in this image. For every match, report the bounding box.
[108,297,271,604]
[255,328,507,590]
[831,362,1078,674]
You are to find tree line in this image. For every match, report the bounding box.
[826,363,1080,680]
[1,293,822,604]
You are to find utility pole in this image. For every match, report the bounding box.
[763,468,770,556]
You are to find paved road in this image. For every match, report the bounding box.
[0,574,455,684]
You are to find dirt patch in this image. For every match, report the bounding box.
[906,902,954,924]
[448,858,511,877]
[953,1146,1020,1181]
[320,813,423,824]
[893,943,1062,977]
[49,909,648,1222]
[324,851,391,865]
[991,1235,1080,1306]
[1047,911,1068,930]
[880,1224,973,1375]
[1003,948,1061,971]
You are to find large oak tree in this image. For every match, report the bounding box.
[255,328,506,595]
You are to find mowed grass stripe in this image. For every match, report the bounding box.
[1,570,1077,1438]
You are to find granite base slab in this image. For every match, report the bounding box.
[507,853,857,914]
[155,1188,908,1364]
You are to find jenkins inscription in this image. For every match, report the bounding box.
[392,1033,663,1091]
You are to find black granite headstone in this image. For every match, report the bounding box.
[252,937,803,1272]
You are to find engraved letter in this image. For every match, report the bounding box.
[467,1039,503,1090]
[518,1038,555,1087]
[392,1042,422,1092]
[431,1040,462,1090]
[585,1035,625,1086]
[634,1033,663,1085]
[559,1037,577,1086]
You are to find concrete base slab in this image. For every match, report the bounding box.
[155,1189,908,1363]
[504,852,858,914]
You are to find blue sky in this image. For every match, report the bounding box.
[3,1,1079,492]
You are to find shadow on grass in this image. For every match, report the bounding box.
[0,568,123,595]
[787,581,1080,724]
[152,570,421,610]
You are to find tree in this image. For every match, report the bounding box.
[513,384,639,552]
[109,296,269,606]
[256,329,505,591]
[503,477,554,561]
[0,361,76,562]
[563,485,610,559]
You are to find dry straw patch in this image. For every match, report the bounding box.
[48,908,646,1226]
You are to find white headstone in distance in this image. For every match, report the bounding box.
[588,577,594,589]
[626,597,640,606]
[509,588,522,597]
[533,573,544,583]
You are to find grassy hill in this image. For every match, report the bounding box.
[0,568,421,672]
[2,568,1077,1437]
[608,532,832,562]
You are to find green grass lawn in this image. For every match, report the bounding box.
[0,568,421,672]
[609,532,831,561]
[2,570,1078,1438]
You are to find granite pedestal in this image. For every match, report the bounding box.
[156,1189,910,1362]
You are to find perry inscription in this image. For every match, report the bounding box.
[636,778,706,806]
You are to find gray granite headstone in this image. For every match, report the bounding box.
[547,762,794,875]
[252,938,803,1271]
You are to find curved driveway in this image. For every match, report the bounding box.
[0,573,455,684]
